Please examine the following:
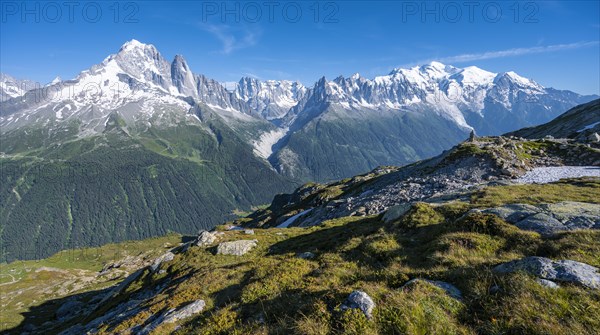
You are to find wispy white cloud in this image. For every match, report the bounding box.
[200,24,261,54]
[434,41,599,64]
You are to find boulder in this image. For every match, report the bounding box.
[194,231,218,247]
[403,278,462,299]
[515,213,564,236]
[482,204,539,223]
[382,203,412,223]
[216,240,258,256]
[340,290,375,319]
[493,256,600,289]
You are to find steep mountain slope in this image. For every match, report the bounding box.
[2,42,595,184]
[235,77,307,120]
[268,77,471,181]
[0,73,37,101]
[6,108,600,335]
[0,41,296,262]
[265,64,596,180]
[507,98,600,140]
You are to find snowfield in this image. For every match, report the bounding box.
[277,209,313,228]
[514,166,600,184]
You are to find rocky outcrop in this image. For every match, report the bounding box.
[482,201,600,236]
[216,240,258,256]
[150,251,175,273]
[139,299,205,335]
[493,256,600,289]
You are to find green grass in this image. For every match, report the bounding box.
[0,234,182,330]
[471,178,600,207]
[5,180,600,335]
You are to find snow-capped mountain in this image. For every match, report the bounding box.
[0,40,260,134]
[235,77,307,120]
[278,61,595,135]
[263,62,596,180]
[1,40,596,174]
[0,73,37,101]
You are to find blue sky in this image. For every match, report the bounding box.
[1,1,599,94]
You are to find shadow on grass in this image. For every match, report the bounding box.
[2,235,194,335]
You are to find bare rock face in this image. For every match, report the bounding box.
[493,256,600,289]
[216,240,258,256]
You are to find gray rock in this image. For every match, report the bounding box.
[403,279,462,299]
[493,256,600,289]
[483,204,539,222]
[382,203,412,223]
[536,278,560,289]
[150,251,175,273]
[139,299,205,334]
[163,299,206,323]
[540,202,600,229]
[194,231,218,247]
[216,240,258,256]
[340,290,375,319]
[516,213,565,236]
[484,201,600,235]
[297,252,316,259]
[244,229,255,235]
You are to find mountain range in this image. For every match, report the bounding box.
[3,98,599,335]
[0,39,597,261]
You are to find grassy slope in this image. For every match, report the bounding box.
[14,178,598,335]
[0,234,182,331]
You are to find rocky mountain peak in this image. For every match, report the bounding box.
[171,54,197,97]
